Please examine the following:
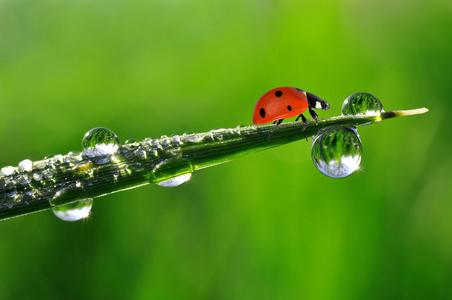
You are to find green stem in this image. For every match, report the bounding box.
[0,108,428,221]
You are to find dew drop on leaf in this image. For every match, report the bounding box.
[18,159,33,172]
[341,92,384,116]
[52,198,94,222]
[311,127,362,178]
[0,166,16,176]
[82,127,120,164]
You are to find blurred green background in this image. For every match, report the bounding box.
[0,0,451,299]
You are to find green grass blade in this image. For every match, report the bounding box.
[0,108,428,221]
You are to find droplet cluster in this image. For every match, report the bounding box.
[1,125,256,220]
[311,92,383,178]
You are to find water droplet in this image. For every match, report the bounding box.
[151,158,193,187]
[68,151,82,156]
[134,148,147,160]
[125,138,139,144]
[32,172,43,181]
[183,134,205,143]
[18,159,33,172]
[5,187,17,199]
[341,92,384,116]
[53,155,64,164]
[65,151,82,163]
[311,127,362,178]
[0,166,16,176]
[33,160,47,169]
[52,198,93,222]
[171,135,183,145]
[158,174,192,187]
[25,189,35,197]
[42,168,54,180]
[82,127,120,164]
[17,174,31,185]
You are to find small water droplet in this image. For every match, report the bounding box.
[151,158,193,187]
[68,151,81,156]
[160,136,172,149]
[17,174,31,185]
[82,127,120,164]
[125,138,139,144]
[184,134,205,143]
[5,187,17,198]
[52,198,93,222]
[32,172,43,181]
[311,127,362,178]
[18,159,33,172]
[33,160,47,169]
[25,189,35,197]
[0,166,16,176]
[44,154,56,160]
[65,151,82,163]
[171,135,183,145]
[341,92,384,116]
[134,148,147,160]
[53,155,64,164]
[42,168,54,180]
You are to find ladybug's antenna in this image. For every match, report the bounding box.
[330,101,336,110]
[268,119,283,145]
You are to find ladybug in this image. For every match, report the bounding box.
[252,87,330,143]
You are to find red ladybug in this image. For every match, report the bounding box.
[253,87,330,143]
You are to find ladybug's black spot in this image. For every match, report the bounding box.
[296,88,304,92]
[275,91,283,97]
[287,105,292,111]
[259,108,266,118]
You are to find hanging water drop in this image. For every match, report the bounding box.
[151,158,193,187]
[157,174,192,187]
[311,127,362,178]
[82,127,120,164]
[341,92,384,116]
[52,198,94,222]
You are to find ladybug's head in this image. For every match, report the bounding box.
[306,92,330,110]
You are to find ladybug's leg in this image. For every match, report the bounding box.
[268,119,283,145]
[308,107,323,133]
[295,113,308,142]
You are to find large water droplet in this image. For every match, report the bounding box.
[151,158,193,187]
[341,92,384,116]
[82,127,120,164]
[311,127,362,178]
[52,198,94,222]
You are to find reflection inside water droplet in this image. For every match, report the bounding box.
[157,173,192,187]
[341,92,384,116]
[311,127,362,178]
[52,198,94,222]
[82,127,120,164]
[151,158,193,187]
